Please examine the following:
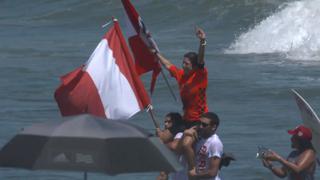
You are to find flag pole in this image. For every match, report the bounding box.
[147,105,159,128]
[159,67,177,102]
[148,35,177,102]
[84,172,87,180]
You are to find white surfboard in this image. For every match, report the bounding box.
[292,89,320,154]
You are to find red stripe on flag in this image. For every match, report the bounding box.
[54,67,106,118]
[121,0,161,94]
[121,0,140,33]
[128,36,161,75]
[128,36,161,94]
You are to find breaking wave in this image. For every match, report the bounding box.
[226,0,320,61]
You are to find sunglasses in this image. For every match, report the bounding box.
[200,122,210,127]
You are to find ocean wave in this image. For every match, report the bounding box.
[225,0,320,61]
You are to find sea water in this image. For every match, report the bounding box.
[1,0,320,179]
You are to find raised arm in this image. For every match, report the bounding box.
[196,27,206,66]
[155,52,173,70]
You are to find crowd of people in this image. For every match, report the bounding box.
[152,28,317,180]
[153,27,232,180]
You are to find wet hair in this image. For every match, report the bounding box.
[201,112,220,127]
[184,52,198,67]
[295,136,315,151]
[166,112,184,136]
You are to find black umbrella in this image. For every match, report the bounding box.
[0,114,182,179]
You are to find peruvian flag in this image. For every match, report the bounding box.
[54,20,150,120]
[121,0,161,94]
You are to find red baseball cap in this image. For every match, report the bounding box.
[288,125,312,141]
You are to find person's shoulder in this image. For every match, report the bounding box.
[168,64,177,71]
[302,149,316,157]
[208,134,223,145]
[207,134,223,155]
[169,65,183,73]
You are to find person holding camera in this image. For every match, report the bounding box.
[261,125,316,180]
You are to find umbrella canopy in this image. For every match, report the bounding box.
[0,114,182,175]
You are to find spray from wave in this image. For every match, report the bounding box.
[225,0,320,60]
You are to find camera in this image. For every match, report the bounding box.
[256,146,271,159]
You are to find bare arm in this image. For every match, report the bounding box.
[262,159,287,178]
[189,157,221,179]
[156,128,173,144]
[265,149,316,174]
[271,166,288,178]
[181,127,198,170]
[166,138,183,154]
[155,52,173,70]
[277,150,315,173]
[196,27,206,66]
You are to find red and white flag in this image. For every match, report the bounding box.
[121,0,161,94]
[54,20,150,120]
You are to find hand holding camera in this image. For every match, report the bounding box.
[256,146,271,159]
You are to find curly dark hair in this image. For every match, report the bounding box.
[166,112,185,136]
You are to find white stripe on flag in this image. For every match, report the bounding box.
[84,39,141,119]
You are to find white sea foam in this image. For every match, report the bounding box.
[225,0,320,61]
